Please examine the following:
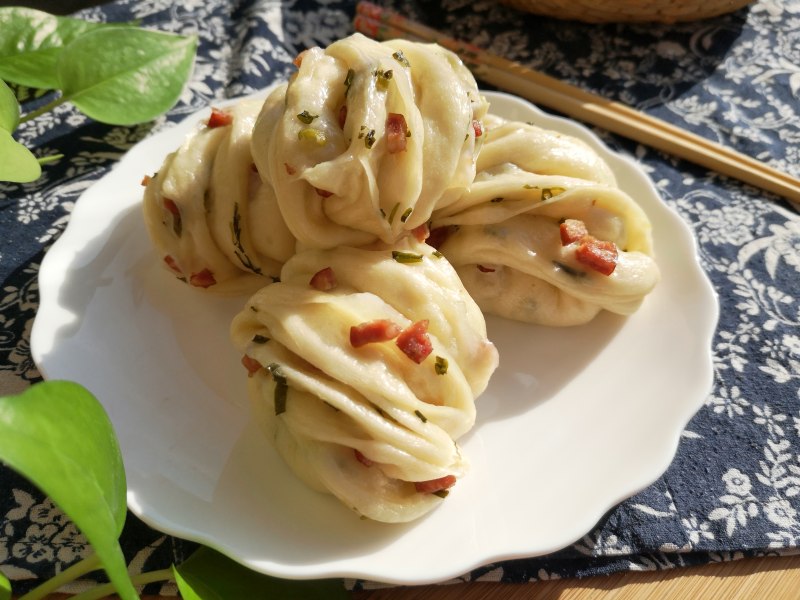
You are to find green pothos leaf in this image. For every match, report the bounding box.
[0,81,38,183]
[58,26,197,125]
[0,128,41,182]
[0,6,111,90]
[0,381,137,600]
[0,570,10,600]
[174,547,349,600]
[0,79,20,131]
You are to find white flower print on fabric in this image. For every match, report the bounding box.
[709,469,760,536]
[682,515,715,545]
[707,385,750,418]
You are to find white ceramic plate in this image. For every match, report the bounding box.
[31,90,718,584]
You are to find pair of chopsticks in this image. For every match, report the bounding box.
[353,1,800,204]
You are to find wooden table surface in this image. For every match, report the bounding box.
[351,554,800,600]
[46,552,799,598]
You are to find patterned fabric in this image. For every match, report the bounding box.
[1,0,799,594]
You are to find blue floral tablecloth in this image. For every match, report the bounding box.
[1,0,799,595]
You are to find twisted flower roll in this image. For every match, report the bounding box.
[475,113,617,186]
[431,114,660,326]
[230,239,499,522]
[251,32,488,249]
[143,98,295,294]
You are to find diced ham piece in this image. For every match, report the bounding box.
[411,223,429,242]
[163,198,180,218]
[309,267,337,291]
[189,268,216,288]
[338,105,348,129]
[284,163,296,175]
[315,187,334,198]
[385,113,408,154]
[163,197,182,235]
[396,320,433,364]
[472,119,483,138]
[207,107,233,128]
[576,238,618,276]
[293,49,309,68]
[477,264,495,273]
[140,174,152,187]
[414,475,456,494]
[559,218,589,246]
[163,255,182,275]
[354,449,374,467]
[426,226,452,250]
[241,355,262,377]
[350,319,402,347]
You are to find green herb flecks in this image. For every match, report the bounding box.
[298,128,327,145]
[434,356,448,375]
[364,128,376,149]
[296,110,318,124]
[433,489,450,498]
[344,68,355,96]
[431,250,443,259]
[374,68,393,91]
[230,202,262,275]
[541,186,565,200]
[266,363,288,415]
[392,50,410,67]
[392,250,423,264]
[386,202,400,223]
[400,207,413,223]
[414,409,428,423]
[252,334,270,344]
[523,184,565,200]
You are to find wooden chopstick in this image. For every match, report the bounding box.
[354,2,800,204]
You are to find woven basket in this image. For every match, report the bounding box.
[498,0,753,22]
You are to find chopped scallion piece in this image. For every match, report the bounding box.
[298,128,327,145]
[392,50,410,67]
[364,128,376,148]
[274,381,288,415]
[375,68,393,91]
[344,68,355,95]
[542,187,566,200]
[392,250,423,264]
[414,409,428,423]
[296,110,318,124]
[266,363,288,415]
[522,184,565,199]
[434,356,449,375]
[400,207,413,223]
[252,334,270,344]
[387,202,400,223]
